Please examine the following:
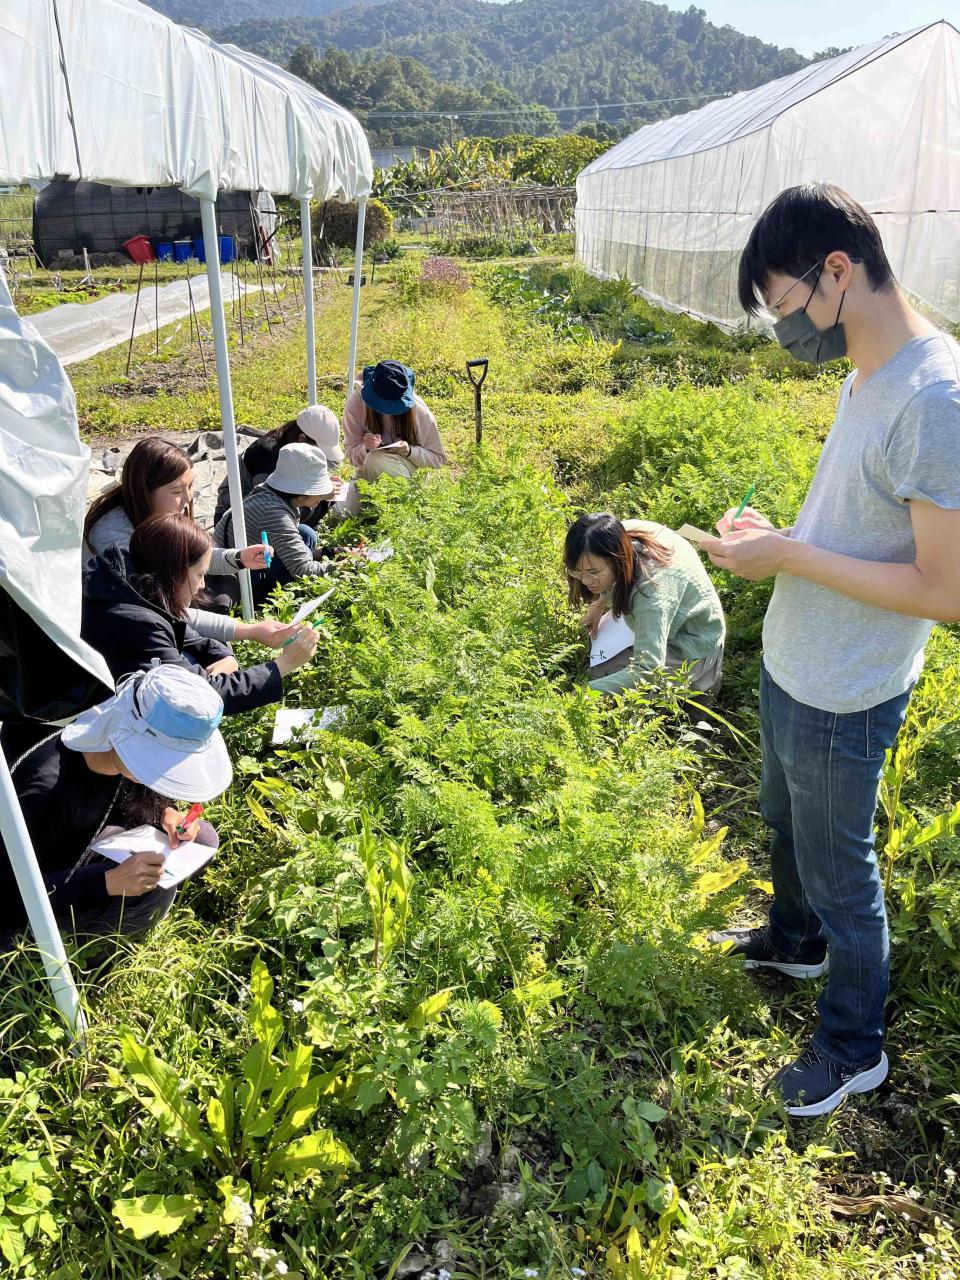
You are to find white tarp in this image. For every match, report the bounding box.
[29,271,260,366]
[576,21,960,328]
[0,263,113,697]
[0,0,372,201]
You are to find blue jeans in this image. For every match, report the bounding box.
[759,663,910,1066]
[251,524,317,606]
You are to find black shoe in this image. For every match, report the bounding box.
[707,924,828,979]
[769,1043,889,1117]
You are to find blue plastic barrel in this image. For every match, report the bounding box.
[173,240,192,263]
[155,241,174,262]
[192,236,206,263]
[219,235,237,263]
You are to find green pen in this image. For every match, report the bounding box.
[282,620,320,647]
[732,483,757,522]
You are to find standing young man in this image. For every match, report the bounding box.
[707,184,960,1116]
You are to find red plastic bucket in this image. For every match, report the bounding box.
[123,235,155,264]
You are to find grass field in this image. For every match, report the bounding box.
[1,243,959,1280]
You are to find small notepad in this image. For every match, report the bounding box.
[91,825,215,888]
[676,523,721,549]
[589,611,636,667]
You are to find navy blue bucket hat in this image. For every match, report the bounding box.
[361,361,416,416]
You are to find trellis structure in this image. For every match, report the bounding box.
[432,185,576,240]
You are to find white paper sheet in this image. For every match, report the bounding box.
[676,523,721,549]
[589,611,636,666]
[365,540,394,563]
[291,586,335,624]
[91,824,215,888]
[272,706,348,744]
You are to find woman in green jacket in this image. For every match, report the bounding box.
[565,513,725,695]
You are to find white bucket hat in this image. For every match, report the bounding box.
[61,666,232,802]
[297,405,344,464]
[267,443,335,498]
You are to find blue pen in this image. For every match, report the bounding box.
[260,530,272,568]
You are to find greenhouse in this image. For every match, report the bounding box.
[0,0,371,1030]
[575,21,960,328]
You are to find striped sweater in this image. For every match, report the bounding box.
[213,481,325,581]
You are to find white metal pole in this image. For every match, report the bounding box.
[0,745,86,1040]
[200,199,254,620]
[345,196,367,394]
[300,198,317,405]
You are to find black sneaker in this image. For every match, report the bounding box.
[769,1043,889,1117]
[707,924,828,979]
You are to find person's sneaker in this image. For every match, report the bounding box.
[707,924,828,979]
[769,1043,889,1117]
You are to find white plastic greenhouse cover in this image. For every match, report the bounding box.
[0,0,373,200]
[0,267,113,700]
[576,21,960,329]
[0,0,373,1033]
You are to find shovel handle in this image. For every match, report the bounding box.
[466,358,489,388]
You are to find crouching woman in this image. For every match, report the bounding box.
[0,666,232,948]
[566,513,726,696]
[83,513,317,715]
[342,361,447,483]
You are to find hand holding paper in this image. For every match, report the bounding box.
[291,586,336,625]
[589,611,636,666]
[705,526,791,580]
[93,825,216,889]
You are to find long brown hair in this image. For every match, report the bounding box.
[365,403,419,447]
[84,438,193,542]
[565,513,673,618]
[260,419,308,448]
[128,513,211,618]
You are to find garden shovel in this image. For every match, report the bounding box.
[466,358,489,445]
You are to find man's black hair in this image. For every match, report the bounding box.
[738,183,895,316]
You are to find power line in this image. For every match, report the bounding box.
[362,91,730,120]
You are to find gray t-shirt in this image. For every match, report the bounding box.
[763,333,960,713]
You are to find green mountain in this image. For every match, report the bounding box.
[214,0,810,122]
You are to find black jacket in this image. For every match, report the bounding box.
[0,732,164,939]
[82,545,283,716]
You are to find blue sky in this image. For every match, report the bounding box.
[692,1,952,56]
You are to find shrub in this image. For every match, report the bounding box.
[434,234,535,260]
[311,196,393,249]
[393,255,470,304]
[419,255,469,297]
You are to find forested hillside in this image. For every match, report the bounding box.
[217,0,812,140]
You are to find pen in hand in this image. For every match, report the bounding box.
[175,803,204,837]
[732,483,757,524]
